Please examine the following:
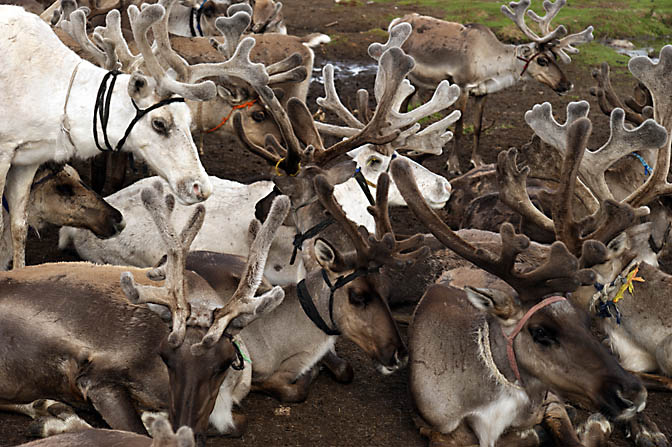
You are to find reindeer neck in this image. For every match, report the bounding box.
[465,44,523,96]
[64,64,139,161]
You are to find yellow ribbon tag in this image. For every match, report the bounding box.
[612,266,645,303]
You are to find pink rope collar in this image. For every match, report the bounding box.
[502,295,566,383]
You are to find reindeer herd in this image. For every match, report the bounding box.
[0,0,671,446]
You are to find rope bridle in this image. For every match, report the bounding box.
[297,266,381,336]
[516,51,542,77]
[502,295,566,383]
[205,99,257,133]
[93,71,185,153]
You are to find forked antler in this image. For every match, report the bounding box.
[59,7,119,70]
[524,101,667,204]
[501,0,592,63]
[314,172,428,269]
[589,62,653,126]
[392,157,597,301]
[191,195,290,355]
[120,184,205,348]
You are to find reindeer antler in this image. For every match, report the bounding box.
[501,0,567,46]
[120,184,205,348]
[589,62,652,125]
[191,195,290,355]
[392,157,597,301]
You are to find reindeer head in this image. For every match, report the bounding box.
[28,163,124,238]
[120,183,288,439]
[502,0,593,94]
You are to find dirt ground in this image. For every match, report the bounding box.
[1,0,670,445]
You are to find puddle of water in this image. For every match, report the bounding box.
[613,46,659,62]
[311,60,378,84]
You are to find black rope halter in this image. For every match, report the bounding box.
[93,71,185,153]
[297,267,380,336]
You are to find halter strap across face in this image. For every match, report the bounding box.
[501,295,566,383]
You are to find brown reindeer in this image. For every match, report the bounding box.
[1,163,124,269]
[390,156,646,447]
[0,184,289,445]
[391,0,593,173]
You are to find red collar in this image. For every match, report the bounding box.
[502,295,566,383]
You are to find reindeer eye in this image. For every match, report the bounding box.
[367,157,382,169]
[252,111,266,122]
[537,57,549,67]
[348,289,367,306]
[529,325,556,346]
[152,118,168,135]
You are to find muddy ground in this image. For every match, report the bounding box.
[1,0,670,445]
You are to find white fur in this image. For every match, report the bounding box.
[468,387,530,447]
[607,324,658,373]
[60,151,450,284]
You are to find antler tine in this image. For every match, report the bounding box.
[368,21,412,61]
[60,9,110,69]
[266,52,304,76]
[287,98,326,151]
[524,101,589,155]
[193,196,290,354]
[496,148,555,234]
[228,2,254,17]
[368,172,393,238]
[232,112,282,165]
[316,64,365,129]
[624,46,672,208]
[392,157,591,300]
[526,0,565,35]
[268,65,308,86]
[99,9,142,72]
[387,80,461,130]
[213,11,252,59]
[395,110,461,155]
[581,108,667,203]
[154,0,189,81]
[188,37,269,90]
[553,26,594,64]
[501,0,566,45]
[315,174,371,265]
[590,62,645,125]
[129,4,216,101]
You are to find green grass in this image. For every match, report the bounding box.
[371,0,672,41]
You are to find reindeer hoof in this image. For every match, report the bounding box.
[626,413,669,447]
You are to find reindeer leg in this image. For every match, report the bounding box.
[448,92,468,176]
[251,367,319,403]
[621,412,669,447]
[320,347,354,384]
[577,413,612,447]
[539,393,583,447]
[633,371,672,392]
[0,400,92,437]
[86,385,148,435]
[0,148,14,257]
[5,164,39,269]
[471,94,487,168]
[414,416,479,447]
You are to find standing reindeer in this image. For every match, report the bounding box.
[392,0,593,173]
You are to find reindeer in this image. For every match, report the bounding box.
[0,185,290,445]
[177,170,426,435]
[389,157,648,447]
[1,163,124,270]
[16,415,194,447]
[391,0,593,173]
[0,4,268,267]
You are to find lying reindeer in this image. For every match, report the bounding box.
[16,414,194,447]
[0,183,289,445]
[391,157,647,447]
[1,163,123,270]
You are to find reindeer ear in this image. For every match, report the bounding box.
[464,287,519,321]
[314,238,336,267]
[128,73,152,101]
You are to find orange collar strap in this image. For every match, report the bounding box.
[206,99,257,133]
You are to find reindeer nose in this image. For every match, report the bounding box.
[192,181,211,201]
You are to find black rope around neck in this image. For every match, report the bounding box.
[297,267,380,336]
[93,70,185,153]
[190,0,208,37]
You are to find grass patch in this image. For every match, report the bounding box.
[571,42,631,67]
[371,0,672,41]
